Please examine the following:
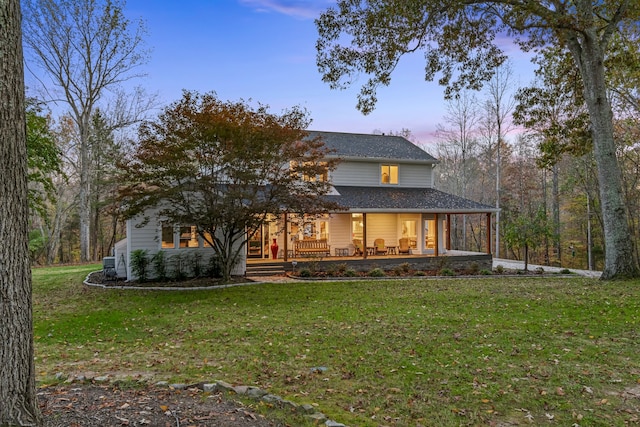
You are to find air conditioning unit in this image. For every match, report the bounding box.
[103,256,117,279]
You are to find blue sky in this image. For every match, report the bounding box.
[124,1,535,144]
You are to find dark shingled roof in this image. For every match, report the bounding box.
[326,186,498,213]
[307,130,438,163]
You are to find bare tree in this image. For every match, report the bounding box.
[482,62,516,258]
[22,0,149,262]
[436,91,481,249]
[0,0,41,423]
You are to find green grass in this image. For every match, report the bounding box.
[33,265,640,426]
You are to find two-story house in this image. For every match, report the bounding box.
[246,131,496,261]
[112,131,496,280]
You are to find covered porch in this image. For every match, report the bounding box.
[247,186,497,262]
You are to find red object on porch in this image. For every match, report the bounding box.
[270,238,279,259]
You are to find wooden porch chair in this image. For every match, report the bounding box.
[398,238,410,254]
[353,239,364,256]
[374,238,387,255]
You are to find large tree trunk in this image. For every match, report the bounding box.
[0,0,41,424]
[570,30,640,279]
[79,131,91,262]
[552,163,561,266]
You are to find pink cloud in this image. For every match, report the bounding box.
[239,0,333,19]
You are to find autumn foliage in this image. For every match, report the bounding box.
[118,91,339,280]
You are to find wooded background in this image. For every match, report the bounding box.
[22,1,640,273]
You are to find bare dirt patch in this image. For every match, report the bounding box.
[39,383,284,427]
[86,272,253,288]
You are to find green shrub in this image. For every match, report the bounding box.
[188,251,203,277]
[392,265,405,276]
[415,270,426,276]
[439,268,455,276]
[207,254,223,278]
[480,269,492,275]
[535,266,545,274]
[305,259,320,274]
[390,262,412,276]
[326,264,337,276]
[344,268,358,277]
[151,250,167,281]
[495,264,505,274]
[368,268,385,277]
[130,249,150,282]
[327,262,348,276]
[299,268,312,278]
[560,268,572,274]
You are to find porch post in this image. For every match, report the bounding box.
[486,212,492,255]
[283,213,288,262]
[446,214,451,250]
[434,215,439,257]
[363,213,367,259]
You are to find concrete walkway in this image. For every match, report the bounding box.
[492,258,602,279]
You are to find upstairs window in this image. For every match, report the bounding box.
[381,165,398,184]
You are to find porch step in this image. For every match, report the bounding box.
[246,263,286,277]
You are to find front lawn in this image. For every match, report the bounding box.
[33,265,640,426]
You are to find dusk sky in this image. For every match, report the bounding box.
[38,0,539,145]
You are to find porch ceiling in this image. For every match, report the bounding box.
[325,186,499,214]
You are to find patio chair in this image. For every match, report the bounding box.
[353,239,364,256]
[398,238,410,254]
[374,238,387,255]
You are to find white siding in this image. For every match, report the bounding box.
[327,213,353,255]
[113,238,128,278]
[126,213,158,280]
[332,160,433,188]
[332,161,378,186]
[364,213,397,248]
[125,208,246,280]
[399,164,433,188]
